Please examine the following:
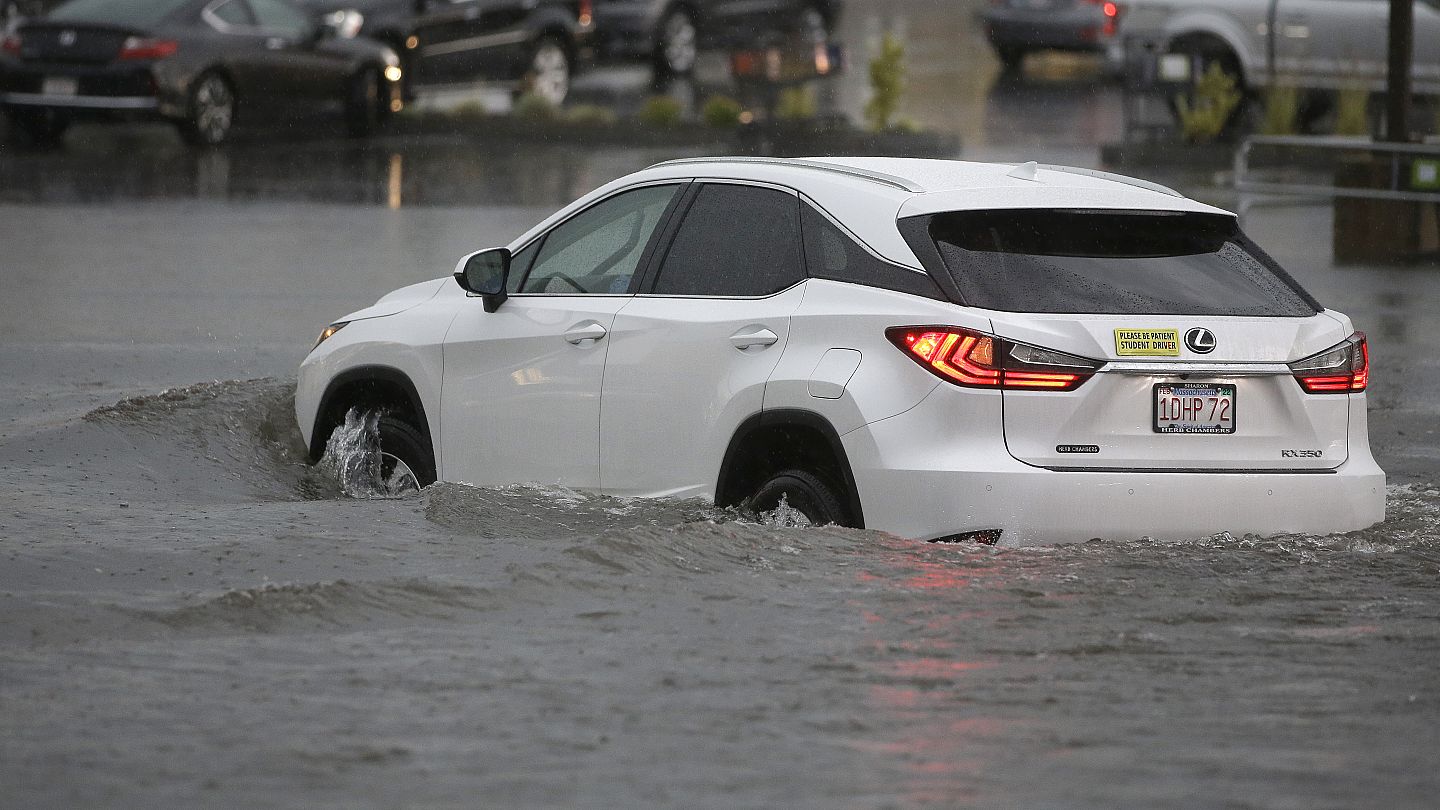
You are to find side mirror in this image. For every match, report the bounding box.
[453,247,511,313]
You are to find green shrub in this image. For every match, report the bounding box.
[512,91,559,121]
[776,86,817,121]
[637,95,683,127]
[1173,62,1241,144]
[1334,84,1370,136]
[1259,80,1299,136]
[701,95,744,128]
[864,33,906,132]
[452,100,489,121]
[565,104,618,127]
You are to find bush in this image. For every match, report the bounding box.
[1334,84,1370,136]
[638,95,683,127]
[565,104,618,127]
[1173,62,1241,144]
[776,86,817,121]
[864,33,905,132]
[1259,81,1299,136]
[701,95,744,128]
[452,100,488,121]
[512,91,559,122]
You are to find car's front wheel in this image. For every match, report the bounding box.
[375,414,436,493]
[527,35,571,106]
[179,72,235,146]
[746,469,849,527]
[344,67,384,137]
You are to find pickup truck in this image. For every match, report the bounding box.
[1120,1,1440,109]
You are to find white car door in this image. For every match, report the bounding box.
[599,182,808,499]
[439,183,685,488]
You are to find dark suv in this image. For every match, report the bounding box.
[593,0,839,77]
[299,0,592,103]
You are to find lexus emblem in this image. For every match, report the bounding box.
[1185,327,1216,354]
[58,30,76,46]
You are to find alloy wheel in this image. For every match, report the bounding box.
[658,9,697,75]
[529,39,570,106]
[191,75,234,146]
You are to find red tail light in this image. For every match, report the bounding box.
[887,326,1100,391]
[578,0,592,27]
[1289,332,1369,393]
[118,37,178,61]
[2,34,20,56]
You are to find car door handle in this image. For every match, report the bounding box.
[730,327,779,350]
[564,322,608,345]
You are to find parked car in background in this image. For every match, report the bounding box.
[297,0,591,105]
[297,156,1384,544]
[980,0,1122,73]
[592,0,839,78]
[1121,0,1440,128]
[0,0,402,145]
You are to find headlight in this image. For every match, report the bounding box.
[313,321,349,349]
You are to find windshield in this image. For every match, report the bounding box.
[919,209,1320,316]
[48,0,192,27]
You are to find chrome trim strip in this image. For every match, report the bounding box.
[1039,466,1337,474]
[420,29,528,58]
[1,92,157,109]
[649,157,926,193]
[1099,362,1292,376]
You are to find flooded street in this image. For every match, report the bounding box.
[4,1,1440,807]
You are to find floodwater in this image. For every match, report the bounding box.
[4,1,1440,806]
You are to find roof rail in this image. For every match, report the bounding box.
[1035,164,1182,197]
[647,156,925,193]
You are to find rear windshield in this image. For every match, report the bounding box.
[49,0,192,27]
[921,210,1319,316]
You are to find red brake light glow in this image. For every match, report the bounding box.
[578,0,592,27]
[2,34,20,56]
[888,326,1098,391]
[1290,332,1368,393]
[118,37,179,61]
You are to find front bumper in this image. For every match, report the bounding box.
[843,386,1387,545]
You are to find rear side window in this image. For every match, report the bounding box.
[50,0,191,26]
[801,203,944,300]
[921,210,1319,316]
[651,184,804,296]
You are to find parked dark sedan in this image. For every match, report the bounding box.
[297,0,591,105]
[0,0,402,145]
[593,0,839,77]
[980,0,1120,73]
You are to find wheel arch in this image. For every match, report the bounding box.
[1163,17,1256,89]
[309,365,433,463]
[715,408,864,528]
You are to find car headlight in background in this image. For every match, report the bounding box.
[314,321,349,350]
[323,9,365,39]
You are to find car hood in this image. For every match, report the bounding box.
[339,278,448,322]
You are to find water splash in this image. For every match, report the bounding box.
[314,409,418,499]
[756,493,813,528]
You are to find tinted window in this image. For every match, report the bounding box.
[652,184,804,296]
[924,210,1318,316]
[50,0,191,26]
[506,239,538,294]
[521,184,679,294]
[801,203,944,301]
[207,0,255,27]
[248,0,310,36]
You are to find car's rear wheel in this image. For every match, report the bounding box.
[376,414,435,492]
[7,107,70,147]
[746,469,848,527]
[344,67,383,137]
[180,72,235,147]
[653,6,698,78]
[527,35,571,106]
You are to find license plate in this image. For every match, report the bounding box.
[42,77,78,96]
[1154,383,1235,434]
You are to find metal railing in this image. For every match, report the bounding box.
[1234,135,1440,208]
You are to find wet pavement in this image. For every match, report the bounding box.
[3,1,1440,807]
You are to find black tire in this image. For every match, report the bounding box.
[653,6,698,79]
[377,415,435,489]
[526,34,571,106]
[6,107,70,147]
[746,469,849,527]
[995,45,1026,74]
[344,67,383,138]
[179,71,235,147]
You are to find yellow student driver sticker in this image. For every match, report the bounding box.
[1114,328,1180,356]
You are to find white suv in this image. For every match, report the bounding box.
[296,157,1385,544]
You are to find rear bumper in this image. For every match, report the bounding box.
[981,9,1112,52]
[844,386,1386,545]
[1,91,157,110]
